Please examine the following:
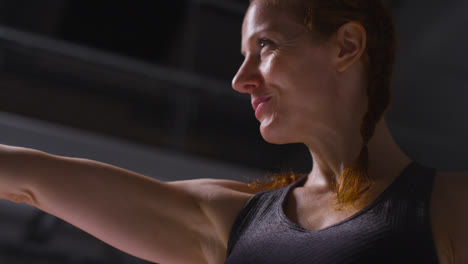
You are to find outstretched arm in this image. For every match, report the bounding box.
[0,144,253,264]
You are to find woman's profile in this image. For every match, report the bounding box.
[0,0,467,263]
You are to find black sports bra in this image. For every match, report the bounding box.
[225,161,439,263]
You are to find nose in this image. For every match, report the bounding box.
[232,57,262,94]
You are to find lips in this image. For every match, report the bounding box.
[252,97,272,111]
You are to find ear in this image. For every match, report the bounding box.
[334,22,367,73]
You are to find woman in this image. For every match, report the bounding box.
[0,0,467,263]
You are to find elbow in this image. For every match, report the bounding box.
[7,188,38,206]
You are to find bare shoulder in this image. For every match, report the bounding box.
[435,170,468,179]
[432,170,468,264]
[432,170,468,222]
[433,170,468,201]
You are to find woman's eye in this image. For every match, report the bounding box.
[259,39,271,49]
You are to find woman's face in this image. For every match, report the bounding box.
[232,1,341,145]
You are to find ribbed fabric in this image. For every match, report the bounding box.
[225,161,440,264]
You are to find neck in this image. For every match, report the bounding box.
[304,118,413,192]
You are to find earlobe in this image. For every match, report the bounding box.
[335,22,366,72]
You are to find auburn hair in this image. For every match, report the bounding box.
[247,0,398,210]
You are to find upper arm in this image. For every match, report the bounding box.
[437,172,468,264]
[1,146,251,264]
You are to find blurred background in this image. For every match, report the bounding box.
[0,0,466,263]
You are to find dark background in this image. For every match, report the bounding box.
[0,0,466,263]
[0,0,315,174]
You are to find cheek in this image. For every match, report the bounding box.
[260,50,335,104]
[292,52,335,94]
[258,55,275,76]
[259,54,293,93]
[282,57,337,114]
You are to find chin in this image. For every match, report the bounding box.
[259,120,294,145]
